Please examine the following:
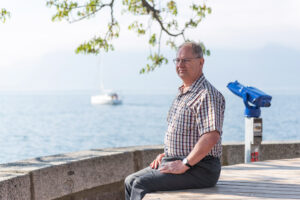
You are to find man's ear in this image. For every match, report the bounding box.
[200,58,205,66]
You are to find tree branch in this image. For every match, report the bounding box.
[69,6,103,23]
[50,1,114,24]
[46,0,211,73]
[158,28,162,55]
[141,0,184,37]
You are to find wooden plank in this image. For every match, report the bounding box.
[218,181,300,189]
[146,186,300,198]
[145,190,300,200]
[215,184,300,193]
[143,158,300,200]
[199,186,300,196]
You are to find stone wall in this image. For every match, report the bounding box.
[0,142,300,200]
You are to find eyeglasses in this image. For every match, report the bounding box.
[173,57,200,65]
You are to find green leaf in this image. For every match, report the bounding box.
[207,7,212,14]
[0,8,11,23]
[149,34,156,46]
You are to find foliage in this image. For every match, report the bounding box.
[0,8,10,23]
[46,0,211,73]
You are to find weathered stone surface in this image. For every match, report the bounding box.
[0,173,30,200]
[55,180,124,200]
[100,145,164,171]
[260,141,300,161]
[31,151,135,200]
[221,141,300,166]
[221,142,244,166]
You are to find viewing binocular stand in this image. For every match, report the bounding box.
[227,81,272,163]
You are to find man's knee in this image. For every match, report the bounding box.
[131,176,152,191]
[125,173,135,187]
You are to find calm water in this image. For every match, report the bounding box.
[0,93,299,164]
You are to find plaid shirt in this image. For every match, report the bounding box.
[164,75,225,158]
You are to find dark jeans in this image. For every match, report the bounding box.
[124,156,221,200]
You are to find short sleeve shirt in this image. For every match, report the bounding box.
[164,75,225,158]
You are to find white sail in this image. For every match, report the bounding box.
[91,54,122,105]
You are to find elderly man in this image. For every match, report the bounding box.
[125,41,225,200]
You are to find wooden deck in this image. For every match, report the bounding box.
[143,158,300,200]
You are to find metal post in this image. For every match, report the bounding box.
[245,118,253,163]
[245,117,262,163]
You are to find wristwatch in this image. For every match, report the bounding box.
[182,158,192,168]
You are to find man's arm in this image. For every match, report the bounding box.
[187,130,220,166]
[159,131,220,174]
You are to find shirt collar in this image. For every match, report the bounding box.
[178,74,206,95]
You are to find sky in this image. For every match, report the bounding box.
[0,0,300,94]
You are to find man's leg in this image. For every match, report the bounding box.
[124,167,155,200]
[125,157,221,200]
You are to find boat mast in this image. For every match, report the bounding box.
[98,53,105,92]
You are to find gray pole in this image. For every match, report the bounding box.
[245,117,262,163]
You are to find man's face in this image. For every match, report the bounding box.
[176,45,204,85]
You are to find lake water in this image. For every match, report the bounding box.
[0,92,299,164]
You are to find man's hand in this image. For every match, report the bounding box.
[159,160,189,174]
[150,153,165,169]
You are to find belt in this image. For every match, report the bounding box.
[201,155,218,161]
[163,155,218,162]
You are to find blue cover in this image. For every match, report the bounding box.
[227,81,272,117]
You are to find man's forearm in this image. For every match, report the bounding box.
[186,131,220,166]
[159,131,220,174]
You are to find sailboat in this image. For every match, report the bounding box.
[91,55,122,105]
[91,91,122,105]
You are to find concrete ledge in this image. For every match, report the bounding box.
[0,173,31,200]
[0,145,163,200]
[32,151,134,199]
[0,142,300,200]
[222,141,300,165]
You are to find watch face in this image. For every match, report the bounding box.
[182,158,191,168]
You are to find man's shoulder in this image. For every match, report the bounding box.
[185,77,225,108]
[199,79,224,98]
[191,80,226,109]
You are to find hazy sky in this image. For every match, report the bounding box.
[1,0,300,94]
